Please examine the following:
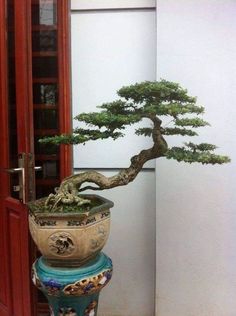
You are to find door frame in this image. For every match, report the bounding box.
[0,1,35,314]
[0,0,72,315]
[58,0,73,179]
[0,0,13,312]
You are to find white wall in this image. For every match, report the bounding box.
[71,2,157,315]
[71,7,156,169]
[156,1,236,315]
[71,0,156,10]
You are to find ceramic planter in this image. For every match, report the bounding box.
[28,195,114,267]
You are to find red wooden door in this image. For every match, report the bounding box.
[0,0,71,315]
[0,0,34,315]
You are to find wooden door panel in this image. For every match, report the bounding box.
[0,1,12,313]
[4,198,31,316]
[0,202,10,316]
[0,0,71,315]
[0,204,8,306]
[0,303,9,316]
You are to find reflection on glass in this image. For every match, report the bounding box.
[8,0,19,199]
[32,0,57,26]
[43,161,58,178]
[35,161,58,179]
[33,83,58,105]
[8,0,17,162]
[32,30,57,51]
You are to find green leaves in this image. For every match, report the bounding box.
[39,134,86,145]
[39,80,230,166]
[118,80,196,104]
[75,111,141,129]
[117,80,204,118]
[184,142,218,151]
[150,103,205,117]
[39,129,124,145]
[135,128,153,137]
[175,117,210,127]
[165,144,231,164]
[161,127,198,136]
[98,100,136,115]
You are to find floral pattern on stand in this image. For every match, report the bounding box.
[84,301,97,316]
[58,307,77,315]
[42,279,62,296]
[32,263,43,289]
[63,268,113,296]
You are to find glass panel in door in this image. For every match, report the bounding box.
[31,1,61,313]
[7,0,21,199]
[32,0,61,200]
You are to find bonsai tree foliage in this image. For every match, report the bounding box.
[40,80,230,211]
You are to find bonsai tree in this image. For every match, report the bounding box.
[40,80,230,211]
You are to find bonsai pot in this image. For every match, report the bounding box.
[28,195,114,267]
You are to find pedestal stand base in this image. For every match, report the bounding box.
[32,253,113,316]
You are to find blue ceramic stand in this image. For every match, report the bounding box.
[32,253,113,316]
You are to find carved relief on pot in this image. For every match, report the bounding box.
[48,232,76,256]
[29,215,38,246]
[28,195,113,264]
[89,224,108,252]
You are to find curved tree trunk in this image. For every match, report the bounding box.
[46,116,168,209]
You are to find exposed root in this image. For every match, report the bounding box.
[45,186,91,211]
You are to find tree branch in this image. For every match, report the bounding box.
[57,114,167,195]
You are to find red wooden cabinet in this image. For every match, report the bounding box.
[0,1,72,315]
